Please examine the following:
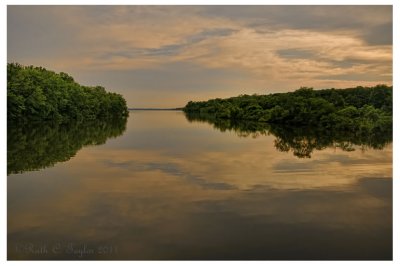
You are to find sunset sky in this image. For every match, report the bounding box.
[7,5,392,108]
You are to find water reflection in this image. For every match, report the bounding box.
[7,111,392,260]
[184,112,392,158]
[7,117,128,175]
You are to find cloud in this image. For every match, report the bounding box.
[362,22,393,45]
[318,72,392,82]
[277,49,316,59]
[103,159,237,190]
[97,28,237,61]
[7,5,393,107]
[200,5,392,45]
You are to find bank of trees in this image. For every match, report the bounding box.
[183,85,392,134]
[7,63,129,122]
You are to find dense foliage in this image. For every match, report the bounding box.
[7,63,129,122]
[7,116,128,175]
[185,113,392,158]
[183,85,392,135]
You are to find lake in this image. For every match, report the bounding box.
[7,110,392,260]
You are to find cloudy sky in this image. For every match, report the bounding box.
[7,5,392,108]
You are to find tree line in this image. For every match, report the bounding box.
[183,85,392,135]
[7,63,129,122]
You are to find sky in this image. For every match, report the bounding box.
[7,5,393,108]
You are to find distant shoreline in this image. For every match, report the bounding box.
[128,108,183,111]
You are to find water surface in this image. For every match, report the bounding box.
[8,111,392,260]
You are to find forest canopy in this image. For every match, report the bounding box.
[7,63,129,122]
[183,85,392,135]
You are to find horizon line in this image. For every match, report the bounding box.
[128,107,183,110]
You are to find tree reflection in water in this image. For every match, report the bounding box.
[7,116,128,175]
[185,112,392,158]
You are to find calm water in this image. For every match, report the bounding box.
[7,111,392,260]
